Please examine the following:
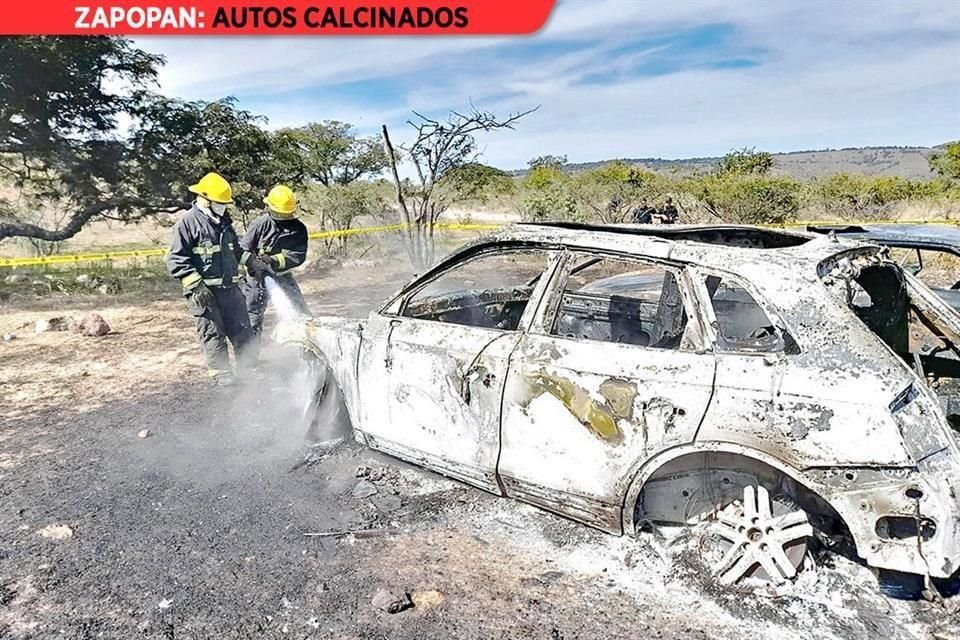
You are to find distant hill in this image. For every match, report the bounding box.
[521,145,944,180]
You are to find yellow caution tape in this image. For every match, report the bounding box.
[0,248,167,267]
[0,222,502,268]
[1,219,956,268]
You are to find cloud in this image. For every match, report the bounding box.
[134,0,960,168]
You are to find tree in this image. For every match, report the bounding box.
[0,37,317,244]
[686,173,800,224]
[930,141,960,181]
[527,154,567,171]
[519,159,577,222]
[382,105,537,268]
[272,121,388,187]
[717,147,774,176]
[301,182,390,254]
[440,162,514,203]
[519,181,578,222]
[811,173,874,216]
[130,96,286,225]
[811,173,940,217]
[0,37,187,244]
[574,161,665,223]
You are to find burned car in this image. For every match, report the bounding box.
[276,223,960,590]
[807,223,960,312]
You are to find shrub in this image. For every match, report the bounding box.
[685,173,801,224]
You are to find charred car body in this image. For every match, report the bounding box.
[276,223,960,588]
[807,223,960,312]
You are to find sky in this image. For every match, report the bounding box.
[136,0,960,170]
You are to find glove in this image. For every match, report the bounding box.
[263,254,281,272]
[189,281,215,308]
[244,252,272,277]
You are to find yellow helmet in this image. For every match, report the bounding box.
[263,184,298,218]
[188,172,234,204]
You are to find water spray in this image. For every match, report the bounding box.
[264,275,304,322]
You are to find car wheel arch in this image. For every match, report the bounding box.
[620,443,848,537]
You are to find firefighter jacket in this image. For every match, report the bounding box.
[239,214,308,275]
[167,205,244,291]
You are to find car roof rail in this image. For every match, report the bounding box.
[517,222,810,248]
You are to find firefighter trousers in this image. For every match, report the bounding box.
[185,285,257,377]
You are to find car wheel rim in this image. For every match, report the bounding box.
[706,485,814,585]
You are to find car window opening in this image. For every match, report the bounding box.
[831,262,960,429]
[401,249,549,331]
[550,255,690,349]
[704,275,796,353]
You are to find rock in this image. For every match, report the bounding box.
[158,598,173,610]
[2,334,14,341]
[3,274,27,284]
[372,588,414,614]
[411,590,444,609]
[520,571,566,589]
[97,280,121,295]
[138,429,151,439]
[75,274,92,285]
[37,524,73,540]
[34,317,71,333]
[356,465,386,481]
[75,313,110,337]
[353,480,378,499]
[370,493,402,513]
[538,570,565,584]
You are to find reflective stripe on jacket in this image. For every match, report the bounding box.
[239,213,308,275]
[167,205,244,290]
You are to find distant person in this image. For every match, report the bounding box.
[632,200,653,224]
[167,172,255,386]
[660,197,679,224]
[240,185,310,343]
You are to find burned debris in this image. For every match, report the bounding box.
[276,223,960,594]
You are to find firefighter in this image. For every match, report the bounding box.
[240,184,310,341]
[167,172,256,386]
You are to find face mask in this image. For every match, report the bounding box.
[210,202,227,217]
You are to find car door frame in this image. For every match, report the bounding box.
[355,241,564,493]
[685,265,797,448]
[496,247,717,533]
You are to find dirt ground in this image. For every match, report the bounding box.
[1,248,959,639]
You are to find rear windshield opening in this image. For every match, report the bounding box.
[827,260,960,429]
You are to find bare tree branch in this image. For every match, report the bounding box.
[0,198,186,242]
[382,105,538,269]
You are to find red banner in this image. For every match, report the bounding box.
[0,0,557,35]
